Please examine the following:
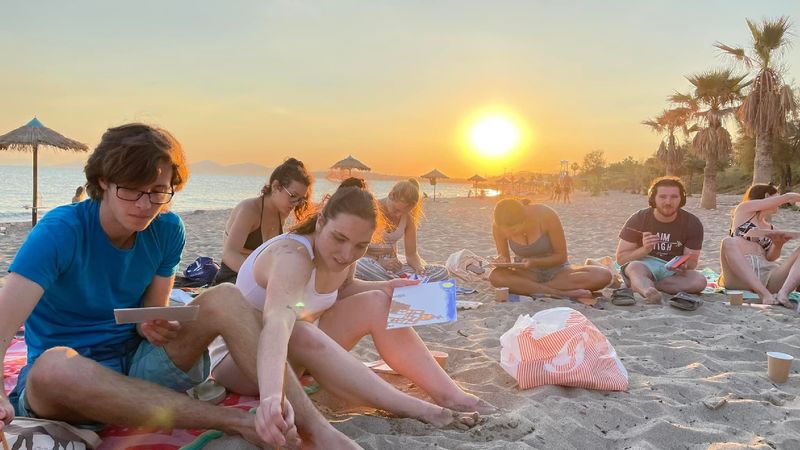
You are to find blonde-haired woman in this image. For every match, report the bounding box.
[356,179,448,281]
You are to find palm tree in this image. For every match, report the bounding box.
[570,162,580,176]
[673,69,747,209]
[642,107,693,176]
[717,16,797,184]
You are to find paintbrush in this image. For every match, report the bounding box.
[1,429,9,450]
[624,227,644,234]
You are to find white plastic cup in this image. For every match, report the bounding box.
[767,351,794,383]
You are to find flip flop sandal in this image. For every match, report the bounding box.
[611,287,636,306]
[668,292,703,311]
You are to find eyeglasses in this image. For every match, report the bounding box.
[280,185,306,205]
[114,184,174,205]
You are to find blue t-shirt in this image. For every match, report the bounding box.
[8,199,184,364]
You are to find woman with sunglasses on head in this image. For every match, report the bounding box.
[356,179,448,282]
[213,158,312,285]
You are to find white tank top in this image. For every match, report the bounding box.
[236,233,338,320]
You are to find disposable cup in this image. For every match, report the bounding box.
[727,290,744,306]
[431,351,448,369]
[767,351,794,383]
[495,287,509,302]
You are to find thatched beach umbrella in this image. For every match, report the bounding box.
[330,155,371,177]
[467,174,486,190]
[421,169,449,201]
[496,177,511,195]
[0,118,88,226]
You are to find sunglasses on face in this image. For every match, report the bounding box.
[280,185,306,205]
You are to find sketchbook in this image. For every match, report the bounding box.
[386,280,457,329]
[114,305,200,324]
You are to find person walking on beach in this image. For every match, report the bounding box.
[489,198,613,300]
[561,174,573,204]
[719,183,800,306]
[213,158,313,285]
[209,178,491,434]
[0,124,359,449]
[355,179,448,282]
[615,176,706,304]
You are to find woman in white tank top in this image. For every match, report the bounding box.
[211,178,494,440]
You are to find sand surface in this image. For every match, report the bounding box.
[2,191,800,449]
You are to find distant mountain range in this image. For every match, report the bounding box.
[189,160,271,177]
[189,160,410,180]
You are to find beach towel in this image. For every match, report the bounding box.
[701,268,725,294]
[499,307,628,391]
[3,417,102,449]
[3,336,259,450]
[705,268,800,304]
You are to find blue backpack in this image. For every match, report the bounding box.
[184,256,220,285]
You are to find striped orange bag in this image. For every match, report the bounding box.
[499,307,628,391]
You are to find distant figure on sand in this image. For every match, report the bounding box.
[616,177,706,304]
[719,183,800,306]
[489,198,613,300]
[212,158,312,285]
[356,179,448,282]
[71,186,85,203]
[561,175,573,204]
[209,177,490,433]
[0,124,357,448]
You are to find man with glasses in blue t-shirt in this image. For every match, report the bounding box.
[0,124,360,449]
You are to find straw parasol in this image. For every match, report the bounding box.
[421,169,449,201]
[467,174,487,190]
[0,118,88,226]
[330,155,371,177]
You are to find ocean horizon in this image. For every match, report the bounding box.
[0,165,487,223]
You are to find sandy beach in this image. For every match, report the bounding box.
[2,191,800,449]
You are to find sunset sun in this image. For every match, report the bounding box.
[469,115,521,158]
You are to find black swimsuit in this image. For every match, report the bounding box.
[213,196,282,285]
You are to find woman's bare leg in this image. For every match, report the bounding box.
[489,268,591,299]
[212,321,478,428]
[546,266,613,292]
[768,246,800,306]
[719,237,774,303]
[318,291,496,414]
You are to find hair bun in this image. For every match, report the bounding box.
[339,177,367,190]
[285,157,304,168]
[408,178,420,189]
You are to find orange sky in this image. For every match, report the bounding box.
[1,1,798,178]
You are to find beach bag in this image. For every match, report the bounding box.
[500,307,628,391]
[183,256,220,286]
[4,417,102,449]
[445,249,490,282]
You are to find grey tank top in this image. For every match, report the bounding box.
[508,234,553,258]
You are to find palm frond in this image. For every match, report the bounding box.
[641,119,664,133]
[714,42,753,69]
[691,126,733,159]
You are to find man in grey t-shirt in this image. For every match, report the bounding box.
[615,177,706,304]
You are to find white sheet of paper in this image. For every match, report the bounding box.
[114,306,200,324]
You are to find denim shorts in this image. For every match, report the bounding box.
[621,256,676,284]
[10,338,209,423]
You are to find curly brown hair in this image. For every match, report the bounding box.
[84,124,189,201]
